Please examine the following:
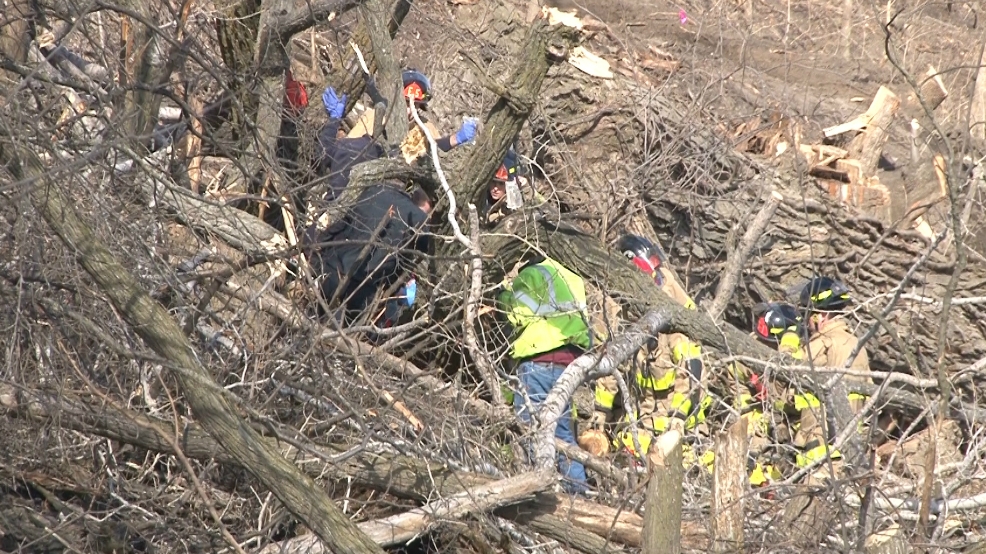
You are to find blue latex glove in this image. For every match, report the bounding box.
[322,87,347,119]
[454,118,478,145]
[404,278,417,307]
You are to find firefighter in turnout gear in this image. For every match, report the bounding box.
[790,276,872,470]
[499,255,592,494]
[586,235,711,461]
[730,302,805,486]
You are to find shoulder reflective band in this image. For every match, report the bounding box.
[510,264,587,316]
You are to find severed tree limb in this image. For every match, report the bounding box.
[258,470,554,552]
[359,0,407,148]
[707,190,782,319]
[5,143,387,554]
[710,417,749,553]
[532,309,670,472]
[643,431,683,554]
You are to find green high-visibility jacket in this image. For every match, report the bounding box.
[498,257,592,360]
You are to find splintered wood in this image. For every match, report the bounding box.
[799,86,903,218]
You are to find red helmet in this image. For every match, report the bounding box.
[617,234,666,285]
[402,70,432,103]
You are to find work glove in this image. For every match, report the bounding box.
[403,277,417,307]
[454,117,478,145]
[322,87,347,119]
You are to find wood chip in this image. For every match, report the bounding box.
[568,46,613,79]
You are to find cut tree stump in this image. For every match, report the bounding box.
[845,86,901,177]
[711,416,749,553]
[643,430,683,554]
[864,523,911,554]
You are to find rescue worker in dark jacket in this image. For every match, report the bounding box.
[306,183,431,324]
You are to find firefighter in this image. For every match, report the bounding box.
[584,234,711,461]
[347,69,477,150]
[789,276,872,469]
[305,183,431,325]
[731,302,805,487]
[499,255,592,494]
[479,148,521,227]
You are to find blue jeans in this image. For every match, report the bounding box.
[514,361,588,494]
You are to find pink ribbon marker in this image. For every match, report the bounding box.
[679,8,688,25]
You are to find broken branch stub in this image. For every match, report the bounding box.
[643,430,684,554]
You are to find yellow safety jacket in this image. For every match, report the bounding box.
[499,257,592,360]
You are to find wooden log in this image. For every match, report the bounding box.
[864,523,911,554]
[918,65,948,112]
[846,86,901,177]
[259,470,553,552]
[643,430,683,554]
[778,486,836,548]
[711,417,749,553]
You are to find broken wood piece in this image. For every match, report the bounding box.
[260,470,553,552]
[846,86,901,176]
[643,430,683,554]
[568,46,613,79]
[864,523,911,554]
[542,7,584,29]
[919,65,948,112]
[835,158,863,185]
[711,417,749,553]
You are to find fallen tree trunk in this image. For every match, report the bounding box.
[259,470,553,552]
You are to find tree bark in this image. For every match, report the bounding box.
[711,417,749,553]
[0,0,33,88]
[643,431,683,554]
[359,0,407,148]
[4,145,387,554]
[449,19,580,205]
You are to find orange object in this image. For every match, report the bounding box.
[403,82,427,102]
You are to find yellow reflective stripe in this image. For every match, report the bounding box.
[793,393,821,411]
[672,341,701,363]
[749,463,768,486]
[779,331,801,352]
[594,386,616,410]
[796,443,842,467]
[616,430,652,457]
[848,392,867,402]
[636,368,676,391]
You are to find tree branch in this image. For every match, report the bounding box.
[5,142,387,554]
[707,190,782,319]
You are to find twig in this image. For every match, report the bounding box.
[408,100,471,245]
[463,205,503,404]
[707,191,782,319]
